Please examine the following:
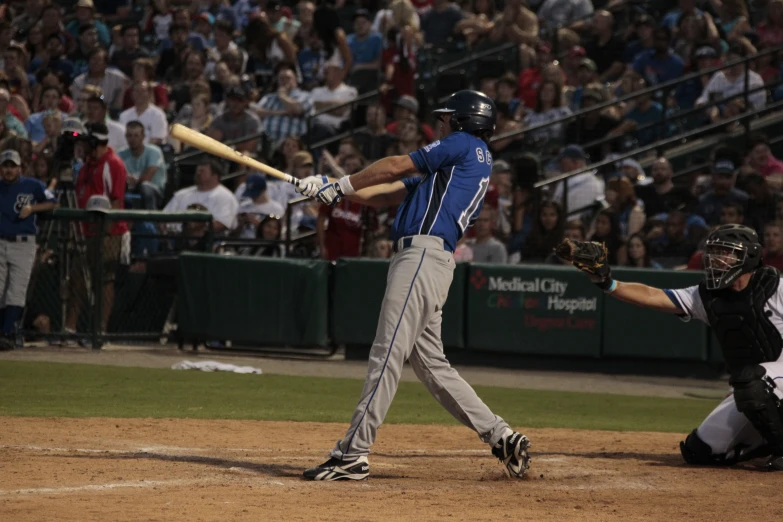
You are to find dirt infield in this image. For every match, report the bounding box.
[2,418,781,522]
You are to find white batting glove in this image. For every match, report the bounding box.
[296,175,328,198]
[316,181,345,206]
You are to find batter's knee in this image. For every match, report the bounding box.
[680,429,736,466]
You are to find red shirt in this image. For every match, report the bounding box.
[319,200,365,261]
[759,156,783,178]
[518,67,541,112]
[686,251,703,270]
[76,148,128,236]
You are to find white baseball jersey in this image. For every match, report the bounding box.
[667,283,783,459]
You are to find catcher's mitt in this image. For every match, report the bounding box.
[554,239,611,281]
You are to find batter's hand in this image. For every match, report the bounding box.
[316,181,344,206]
[19,205,32,219]
[296,175,329,198]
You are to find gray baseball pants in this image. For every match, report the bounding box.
[0,237,36,307]
[331,235,510,459]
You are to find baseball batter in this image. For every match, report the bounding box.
[558,225,783,470]
[0,150,57,348]
[296,91,531,481]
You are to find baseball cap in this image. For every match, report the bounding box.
[0,150,21,166]
[395,95,419,114]
[86,92,107,106]
[76,0,95,9]
[492,159,512,174]
[695,46,718,59]
[713,159,736,175]
[558,145,588,161]
[578,58,598,72]
[354,8,371,20]
[85,195,111,213]
[293,151,314,167]
[62,118,87,137]
[195,12,215,25]
[243,173,268,198]
[226,85,248,100]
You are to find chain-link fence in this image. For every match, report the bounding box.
[26,208,213,349]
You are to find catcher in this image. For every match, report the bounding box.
[556,224,783,471]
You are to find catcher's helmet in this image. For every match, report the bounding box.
[432,90,496,138]
[702,224,762,290]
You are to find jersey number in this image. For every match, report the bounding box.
[458,177,490,232]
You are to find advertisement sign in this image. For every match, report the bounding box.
[466,264,602,356]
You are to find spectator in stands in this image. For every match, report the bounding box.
[487,0,537,46]
[69,24,101,79]
[206,85,260,153]
[348,10,383,75]
[387,95,434,142]
[715,0,752,42]
[743,174,781,234]
[122,58,169,110]
[111,24,150,78]
[253,62,313,146]
[564,85,617,162]
[266,0,301,39]
[697,44,767,116]
[72,49,129,112]
[673,13,720,64]
[143,0,174,43]
[551,145,605,220]
[744,133,783,179]
[156,23,190,83]
[696,157,749,225]
[490,102,523,153]
[310,62,359,139]
[32,111,62,156]
[757,0,783,49]
[244,14,298,87]
[256,215,285,257]
[369,238,393,259]
[584,11,625,82]
[313,2,353,81]
[317,154,369,261]
[456,0,497,46]
[536,0,593,30]
[625,233,662,269]
[353,103,398,161]
[719,201,744,225]
[0,89,27,139]
[674,46,719,112]
[40,4,73,52]
[67,0,111,48]
[387,116,426,155]
[624,14,655,64]
[172,94,213,152]
[119,82,169,145]
[233,174,285,239]
[517,42,553,110]
[85,92,127,151]
[298,29,326,90]
[25,87,63,143]
[545,218,586,264]
[169,52,208,111]
[38,35,74,85]
[163,159,238,234]
[11,2,46,40]
[589,209,627,265]
[605,176,645,237]
[649,210,697,267]
[202,0,240,30]
[518,201,564,263]
[763,221,783,270]
[94,0,132,25]
[469,207,508,263]
[495,73,523,121]
[635,157,697,217]
[118,121,166,210]
[421,0,463,46]
[522,81,572,144]
[609,75,666,147]
[632,26,685,86]
[661,0,703,29]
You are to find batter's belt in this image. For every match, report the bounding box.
[393,235,452,254]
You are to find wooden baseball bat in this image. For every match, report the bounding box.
[169,123,300,187]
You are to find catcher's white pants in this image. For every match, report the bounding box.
[330,235,510,459]
[697,361,783,459]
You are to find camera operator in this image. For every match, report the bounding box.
[64,122,128,338]
[50,118,89,199]
[0,150,57,349]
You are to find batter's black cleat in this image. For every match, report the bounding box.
[492,430,531,478]
[765,455,783,471]
[303,456,369,481]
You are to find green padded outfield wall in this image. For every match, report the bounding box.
[331,259,466,348]
[603,268,708,361]
[177,253,329,346]
[465,264,603,356]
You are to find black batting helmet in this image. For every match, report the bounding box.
[432,90,496,139]
[703,224,762,290]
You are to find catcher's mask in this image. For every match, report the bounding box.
[702,224,761,290]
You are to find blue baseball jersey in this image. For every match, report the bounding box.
[0,177,56,236]
[393,132,492,252]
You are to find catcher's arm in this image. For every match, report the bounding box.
[607,282,683,314]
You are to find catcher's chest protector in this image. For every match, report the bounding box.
[699,267,783,373]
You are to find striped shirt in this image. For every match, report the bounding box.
[254,89,314,144]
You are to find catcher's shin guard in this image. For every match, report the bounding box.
[731,365,783,457]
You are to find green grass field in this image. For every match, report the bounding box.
[0,360,720,433]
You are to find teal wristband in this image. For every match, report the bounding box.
[605,280,618,293]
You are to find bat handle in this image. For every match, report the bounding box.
[285,175,301,188]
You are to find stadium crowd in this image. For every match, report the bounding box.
[0,0,783,272]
